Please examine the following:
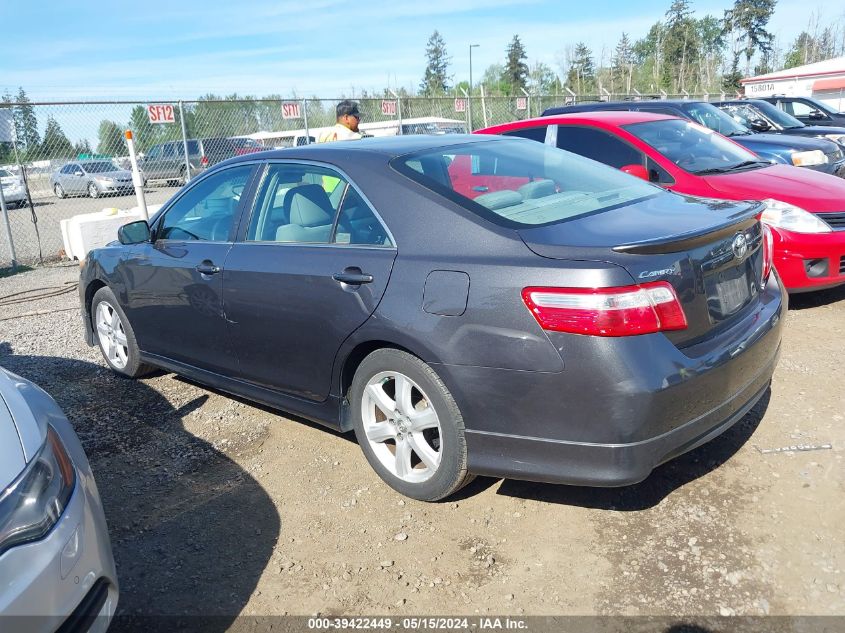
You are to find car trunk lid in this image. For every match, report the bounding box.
[517,193,767,346]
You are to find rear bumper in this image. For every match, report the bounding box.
[435,273,785,487]
[771,226,845,292]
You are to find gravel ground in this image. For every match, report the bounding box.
[0,264,843,628]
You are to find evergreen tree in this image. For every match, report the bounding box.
[42,117,74,159]
[15,88,40,153]
[504,35,529,95]
[97,120,126,156]
[612,33,634,93]
[73,139,93,156]
[663,0,697,91]
[566,43,595,94]
[722,0,778,76]
[420,30,451,95]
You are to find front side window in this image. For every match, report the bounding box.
[392,139,659,228]
[157,165,253,241]
[623,119,762,175]
[162,143,177,158]
[684,102,749,136]
[246,163,392,246]
[789,100,816,117]
[556,126,644,169]
[745,101,804,128]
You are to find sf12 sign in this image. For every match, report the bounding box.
[454,98,466,113]
[381,100,397,116]
[147,104,175,124]
[516,97,528,111]
[282,102,302,119]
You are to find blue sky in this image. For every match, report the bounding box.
[0,0,836,101]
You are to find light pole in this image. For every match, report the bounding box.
[468,44,479,132]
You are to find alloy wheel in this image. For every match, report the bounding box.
[96,301,129,369]
[361,371,442,483]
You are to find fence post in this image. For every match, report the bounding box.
[480,85,489,128]
[520,87,531,118]
[124,130,149,221]
[0,182,17,272]
[389,90,402,135]
[460,87,470,133]
[178,101,192,183]
[302,99,311,144]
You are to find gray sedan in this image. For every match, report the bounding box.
[50,161,137,199]
[79,135,784,501]
[0,366,118,631]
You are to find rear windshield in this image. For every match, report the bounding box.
[390,139,658,228]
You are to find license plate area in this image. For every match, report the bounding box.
[705,260,756,322]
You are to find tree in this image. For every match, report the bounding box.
[528,61,560,94]
[480,63,508,94]
[722,0,778,77]
[612,33,634,93]
[566,43,595,94]
[73,139,92,156]
[97,120,125,156]
[15,88,40,154]
[662,0,697,91]
[420,30,451,95]
[41,117,74,159]
[503,35,529,95]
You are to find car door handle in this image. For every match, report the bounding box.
[333,271,373,285]
[196,262,221,275]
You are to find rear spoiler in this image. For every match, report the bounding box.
[612,202,763,255]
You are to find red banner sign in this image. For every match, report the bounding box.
[281,102,302,119]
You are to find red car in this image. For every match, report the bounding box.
[478,112,845,292]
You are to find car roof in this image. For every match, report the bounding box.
[217,134,497,164]
[532,110,678,126]
[544,99,702,113]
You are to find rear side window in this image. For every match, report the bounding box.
[556,127,643,169]
[392,139,658,228]
[502,126,548,143]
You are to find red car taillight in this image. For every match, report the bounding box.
[201,155,209,167]
[522,282,688,337]
[761,224,774,282]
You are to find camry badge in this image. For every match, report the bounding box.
[732,233,748,259]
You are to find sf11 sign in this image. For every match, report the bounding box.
[147,104,176,124]
[282,102,302,119]
[516,97,528,111]
[454,98,466,113]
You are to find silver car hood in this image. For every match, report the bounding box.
[0,368,47,488]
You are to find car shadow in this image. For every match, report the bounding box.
[787,283,845,310]
[491,389,770,511]
[0,345,280,632]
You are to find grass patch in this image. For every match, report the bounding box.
[0,264,33,279]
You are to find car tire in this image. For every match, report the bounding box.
[91,286,153,378]
[350,348,473,501]
[88,182,100,198]
[54,183,65,199]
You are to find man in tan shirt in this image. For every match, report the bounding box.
[319,100,363,142]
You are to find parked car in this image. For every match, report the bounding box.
[760,96,845,127]
[715,99,845,146]
[0,366,118,630]
[0,168,27,207]
[50,160,136,199]
[139,137,240,185]
[480,112,845,293]
[229,137,265,156]
[79,135,784,501]
[543,100,845,176]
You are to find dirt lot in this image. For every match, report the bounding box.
[0,264,843,628]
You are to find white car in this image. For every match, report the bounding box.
[0,366,118,632]
[0,168,27,207]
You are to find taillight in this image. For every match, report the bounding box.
[201,155,209,167]
[761,224,774,283]
[522,281,688,337]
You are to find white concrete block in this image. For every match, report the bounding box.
[63,204,163,260]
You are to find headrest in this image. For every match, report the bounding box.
[473,190,523,210]
[284,184,334,227]
[518,179,556,199]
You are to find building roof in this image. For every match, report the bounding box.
[741,56,845,84]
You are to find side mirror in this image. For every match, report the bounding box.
[748,118,770,132]
[118,220,151,245]
[620,164,650,181]
[809,110,825,120]
[74,170,84,176]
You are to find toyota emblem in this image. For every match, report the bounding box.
[732,233,748,259]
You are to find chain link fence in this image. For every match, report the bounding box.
[0,93,714,270]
